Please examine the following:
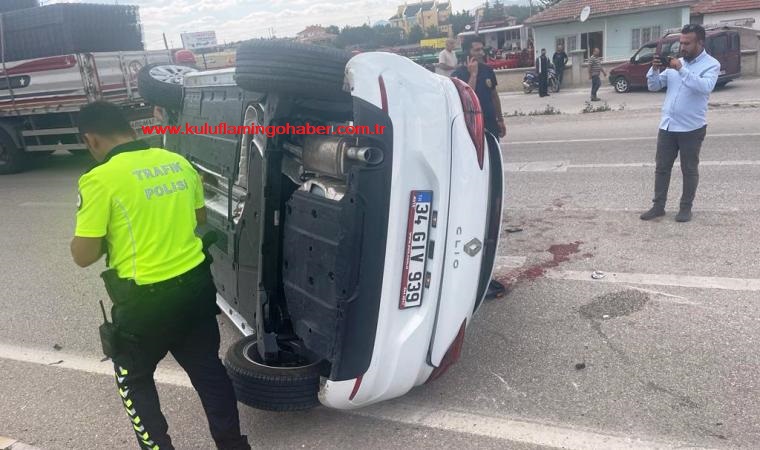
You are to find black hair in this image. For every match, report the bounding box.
[78,101,134,136]
[541,48,546,51]
[682,23,706,43]
[462,35,485,54]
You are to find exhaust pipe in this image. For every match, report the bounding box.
[301,136,383,178]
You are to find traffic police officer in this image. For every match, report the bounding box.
[70,101,250,449]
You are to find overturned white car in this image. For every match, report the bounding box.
[138,40,503,411]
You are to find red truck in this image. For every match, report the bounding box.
[0,50,173,174]
[609,26,742,93]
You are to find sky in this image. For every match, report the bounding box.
[44,0,529,50]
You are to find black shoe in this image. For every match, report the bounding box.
[675,208,692,222]
[485,280,508,299]
[591,97,601,102]
[640,206,665,220]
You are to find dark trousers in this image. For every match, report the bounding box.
[591,75,601,98]
[556,66,565,89]
[538,74,548,96]
[651,126,707,210]
[110,266,249,450]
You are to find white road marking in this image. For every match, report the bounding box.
[0,342,708,450]
[0,343,192,387]
[504,132,760,146]
[503,160,760,172]
[351,402,706,450]
[545,270,760,291]
[18,201,72,208]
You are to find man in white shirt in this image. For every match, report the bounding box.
[436,38,458,76]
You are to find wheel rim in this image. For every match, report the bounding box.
[242,340,320,370]
[148,65,197,85]
[616,78,628,92]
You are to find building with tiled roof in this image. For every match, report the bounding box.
[691,0,760,28]
[388,0,453,38]
[525,0,699,61]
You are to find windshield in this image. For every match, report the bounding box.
[634,44,657,64]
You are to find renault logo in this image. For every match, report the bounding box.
[464,238,482,257]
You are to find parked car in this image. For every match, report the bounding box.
[609,25,741,93]
[138,40,504,411]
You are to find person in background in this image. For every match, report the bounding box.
[451,36,508,299]
[552,44,568,91]
[589,48,606,101]
[436,38,458,76]
[536,48,550,97]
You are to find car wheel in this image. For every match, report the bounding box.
[614,76,630,93]
[0,129,23,175]
[234,40,351,99]
[224,334,322,411]
[715,80,728,89]
[137,63,197,111]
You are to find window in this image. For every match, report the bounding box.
[581,31,603,59]
[709,35,729,53]
[632,25,661,50]
[633,44,656,64]
[566,35,577,51]
[555,37,565,49]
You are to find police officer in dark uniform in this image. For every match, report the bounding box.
[70,101,250,450]
[451,36,508,299]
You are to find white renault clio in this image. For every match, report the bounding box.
[140,40,503,411]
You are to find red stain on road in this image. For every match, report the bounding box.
[496,241,584,288]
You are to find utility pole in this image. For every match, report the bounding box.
[162,32,169,50]
[529,0,533,17]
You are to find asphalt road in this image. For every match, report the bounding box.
[2,102,760,449]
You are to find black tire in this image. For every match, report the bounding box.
[613,76,630,93]
[234,40,351,99]
[550,78,559,93]
[0,129,23,175]
[523,83,533,94]
[715,80,729,89]
[137,63,197,111]
[224,334,322,411]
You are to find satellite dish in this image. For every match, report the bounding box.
[580,6,591,22]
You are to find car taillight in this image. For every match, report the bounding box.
[349,375,364,400]
[450,77,484,170]
[426,320,466,383]
[379,75,388,113]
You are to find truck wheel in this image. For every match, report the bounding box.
[0,129,23,175]
[234,40,351,99]
[224,334,322,411]
[137,63,197,111]
[614,76,630,93]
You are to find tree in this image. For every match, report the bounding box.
[506,5,532,23]
[407,25,424,44]
[449,9,473,35]
[325,25,339,35]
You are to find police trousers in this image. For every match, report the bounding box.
[108,263,249,450]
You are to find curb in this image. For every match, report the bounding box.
[0,437,42,450]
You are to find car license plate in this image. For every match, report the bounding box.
[399,190,432,309]
[131,117,160,129]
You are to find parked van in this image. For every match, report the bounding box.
[609,26,741,93]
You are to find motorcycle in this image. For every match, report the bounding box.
[523,66,559,94]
